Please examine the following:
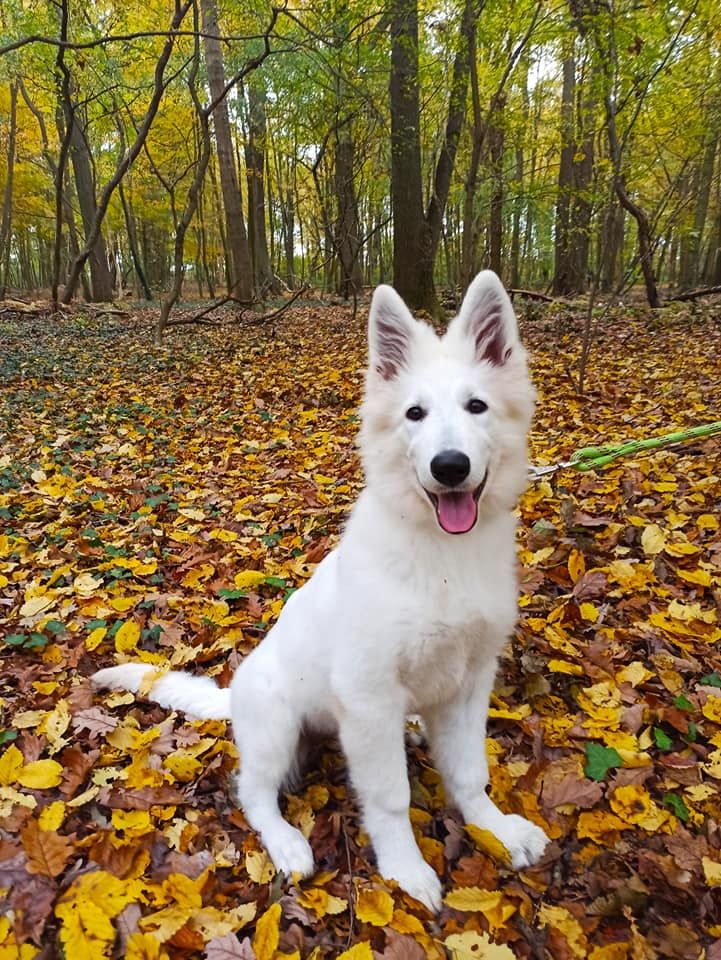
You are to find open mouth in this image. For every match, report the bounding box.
[424,469,488,534]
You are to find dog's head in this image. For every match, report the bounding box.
[359,271,535,535]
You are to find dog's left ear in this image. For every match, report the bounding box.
[458,271,518,366]
[368,285,418,381]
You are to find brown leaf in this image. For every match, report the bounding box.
[572,570,608,601]
[20,820,74,878]
[205,933,256,959]
[381,930,426,959]
[542,774,603,810]
[98,784,186,809]
[71,706,119,738]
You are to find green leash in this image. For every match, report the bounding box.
[530,420,721,478]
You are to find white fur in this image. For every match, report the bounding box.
[92,271,548,912]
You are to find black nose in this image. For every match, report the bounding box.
[430,449,470,486]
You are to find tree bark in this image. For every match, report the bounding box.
[552,51,576,295]
[391,0,479,314]
[487,98,505,277]
[389,0,429,310]
[244,78,279,296]
[200,0,253,302]
[0,82,18,298]
[334,123,363,298]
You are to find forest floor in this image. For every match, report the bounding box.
[1,295,720,960]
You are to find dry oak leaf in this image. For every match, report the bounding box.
[21,819,74,877]
[204,933,256,959]
[355,887,395,926]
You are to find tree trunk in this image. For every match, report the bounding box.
[552,51,576,295]
[487,98,504,276]
[391,0,478,314]
[64,101,114,301]
[0,82,18,298]
[118,180,152,300]
[334,123,363,298]
[244,79,279,296]
[682,135,717,289]
[389,0,431,310]
[200,0,253,302]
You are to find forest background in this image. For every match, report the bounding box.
[1,0,720,325]
[2,1,721,959]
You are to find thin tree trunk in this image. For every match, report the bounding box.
[118,180,152,300]
[0,82,18,298]
[487,97,505,276]
[552,51,576,295]
[200,0,253,302]
[244,78,279,295]
[334,122,363,298]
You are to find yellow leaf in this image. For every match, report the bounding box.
[39,801,66,831]
[253,902,281,960]
[465,825,511,865]
[641,524,666,556]
[355,887,394,926]
[233,570,267,589]
[0,744,24,786]
[18,759,63,789]
[245,848,276,883]
[702,697,721,723]
[444,887,516,930]
[108,597,137,612]
[19,594,56,618]
[115,620,141,653]
[677,567,712,587]
[588,945,631,960]
[547,659,583,676]
[568,549,585,583]
[126,933,170,960]
[85,626,107,651]
[538,904,587,957]
[579,602,598,622]
[74,572,103,597]
[337,944,374,960]
[445,930,515,959]
[697,514,719,531]
[702,856,721,886]
[616,662,653,687]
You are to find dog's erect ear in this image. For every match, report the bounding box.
[368,285,417,380]
[458,270,517,366]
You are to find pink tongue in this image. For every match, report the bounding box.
[436,491,478,534]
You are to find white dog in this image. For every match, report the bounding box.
[92,271,549,911]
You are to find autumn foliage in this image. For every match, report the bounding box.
[1,298,720,958]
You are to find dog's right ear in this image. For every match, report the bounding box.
[368,285,417,381]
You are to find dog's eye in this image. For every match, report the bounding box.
[405,406,426,422]
[467,398,488,414]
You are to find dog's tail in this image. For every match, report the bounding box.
[91,663,232,721]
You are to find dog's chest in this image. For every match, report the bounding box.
[398,614,488,708]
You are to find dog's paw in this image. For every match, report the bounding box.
[495,814,549,870]
[263,825,315,878]
[380,856,443,913]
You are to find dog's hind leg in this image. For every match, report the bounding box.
[231,685,314,879]
[424,661,549,871]
[338,697,443,913]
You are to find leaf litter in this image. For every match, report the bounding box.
[0,299,720,958]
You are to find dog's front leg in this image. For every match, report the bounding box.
[425,661,549,871]
[339,698,442,913]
